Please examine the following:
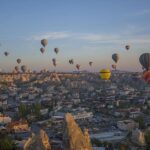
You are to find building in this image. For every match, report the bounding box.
[0,114,11,124]
[117,120,139,131]
[6,119,29,132]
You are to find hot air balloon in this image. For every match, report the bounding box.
[41,39,48,47]
[69,60,72,64]
[112,64,117,70]
[14,66,19,72]
[76,64,80,70]
[54,48,59,54]
[21,65,27,73]
[17,58,21,64]
[4,51,9,56]
[89,62,93,66]
[69,59,74,64]
[143,71,150,84]
[112,53,119,63]
[40,47,45,54]
[100,69,111,80]
[52,58,57,67]
[139,53,150,71]
[125,45,130,50]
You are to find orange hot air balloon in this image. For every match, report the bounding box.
[143,71,150,84]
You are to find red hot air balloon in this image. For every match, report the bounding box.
[143,71,150,84]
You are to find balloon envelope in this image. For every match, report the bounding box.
[69,59,74,64]
[15,66,19,72]
[89,62,93,66]
[40,47,45,53]
[76,64,80,70]
[4,51,9,56]
[143,71,150,84]
[21,65,27,73]
[17,58,21,64]
[139,53,150,71]
[112,53,119,63]
[125,45,130,50]
[54,48,59,54]
[41,39,48,47]
[100,69,111,80]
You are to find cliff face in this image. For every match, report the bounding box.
[132,129,146,146]
[24,129,51,150]
[65,113,93,150]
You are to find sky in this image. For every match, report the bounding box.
[0,0,150,72]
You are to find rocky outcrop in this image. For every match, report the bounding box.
[24,129,51,150]
[64,113,93,150]
[132,128,146,146]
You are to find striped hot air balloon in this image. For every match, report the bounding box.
[139,53,150,71]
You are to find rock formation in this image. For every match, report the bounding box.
[132,128,146,146]
[64,113,93,150]
[24,129,51,150]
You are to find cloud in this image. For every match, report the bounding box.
[29,32,71,40]
[28,29,150,44]
[78,34,121,43]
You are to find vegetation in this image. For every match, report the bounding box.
[134,115,145,129]
[91,138,113,149]
[0,134,16,150]
[18,102,41,119]
[118,143,129,150]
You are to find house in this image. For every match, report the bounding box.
[117,120,139,131]
[6,119,29,132]
[0,114,11,124]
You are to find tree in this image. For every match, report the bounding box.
[18,103,28,119]
[91,138,102,147]
[0,134,16,150]
[118,143,129,150]
[135,116,145,129]
[33,103,41,118]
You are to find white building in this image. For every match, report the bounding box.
[73,111,93,119]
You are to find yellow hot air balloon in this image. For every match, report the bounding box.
[100,69,111,80]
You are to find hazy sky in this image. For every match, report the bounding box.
[0,0,150,72]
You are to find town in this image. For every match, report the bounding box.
[0,71,150,150]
